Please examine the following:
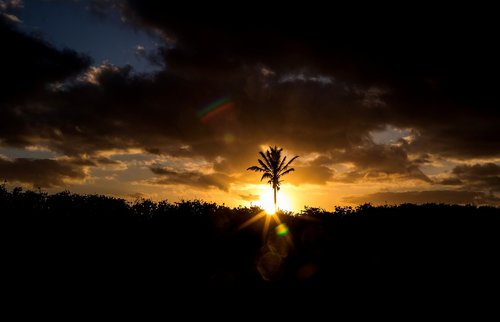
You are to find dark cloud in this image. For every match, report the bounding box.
[451,163,500,192]
[332,144,431,183]
[150,167,233,191]
[0,61,196,154]
[286,165,334,186]
[239,194,259,202]
[86,0,124,18]
[437,163,500,196]
[343,190,500,206]
[0,157,88,188]
[453,163,500,178]
[0,2,498,201]
[122,1,499,159]
[0,0,23,23]
[0,20,90,104]
[355,163,500,206]
[0,19,90,148]
[96,157,121,165]
[439,178,463,186]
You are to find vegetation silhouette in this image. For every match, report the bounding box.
[2,185,499,293]
[247,146,299,212]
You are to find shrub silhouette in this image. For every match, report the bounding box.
[2,185,499,292]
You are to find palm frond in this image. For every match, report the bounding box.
[258,159,271,173]
[260,172,273,181]
[277,156,287,172]
[270,146,283,155]
[280,168,295,176]
[271,149,282,168]
[281,155,299,172]
[266,150,275,168]
[247,166,265,172]
[259,151,273,170]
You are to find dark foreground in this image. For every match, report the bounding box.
[2,187,499,295]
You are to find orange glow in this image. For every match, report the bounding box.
[255,189,292,214]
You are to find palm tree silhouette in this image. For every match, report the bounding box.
[247,146,299,212]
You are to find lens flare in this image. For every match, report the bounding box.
[276,223,289,236]
[238,193,293,245]
[224,133,235,144]
[198,97,234,123]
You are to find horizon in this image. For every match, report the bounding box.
[1,1,499,211]
[2,184,499,214]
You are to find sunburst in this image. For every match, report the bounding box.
[255,189,293,214]
[238,209,291,244]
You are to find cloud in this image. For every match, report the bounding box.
[96,157,121,165]
[2,4,496,166]
[286,165,334,185]
[0,2,498,205]
[279,72,333,85]
[453,162,500,178]
[86,0,123,18]
[0,20,90,104]
[332,144,431,183]
[122,1,499,158]
[150,167,233,191]
[1,12,20,23]
[448,163,500,192]
[0,0,23,16]
[0,0,23,10]
[343,190,500,206]
[439,178,463,186]
[239,193,260,202]
[0,157,88,187]
[79,63,121,85]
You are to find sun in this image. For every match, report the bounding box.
[238,188,294,244]
[256,190,293,214]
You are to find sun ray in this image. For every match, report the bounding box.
[237,211,266,230]
[237,207,295,251]
[262,214,271,241]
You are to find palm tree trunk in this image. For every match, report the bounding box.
[274,187,277,212]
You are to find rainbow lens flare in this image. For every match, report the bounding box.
[276,223,289,237]
[198,97,234,123]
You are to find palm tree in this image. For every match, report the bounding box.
[247,146,299,212]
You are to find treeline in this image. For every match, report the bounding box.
[2,186,499,292]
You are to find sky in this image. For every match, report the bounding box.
[1,0,499,211]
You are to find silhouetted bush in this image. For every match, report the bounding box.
[2,186,499,293]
